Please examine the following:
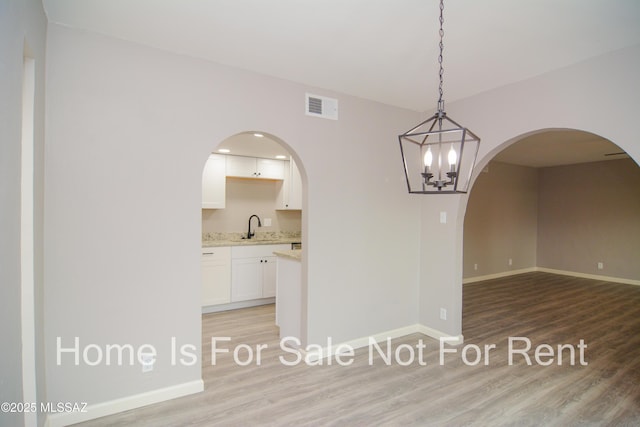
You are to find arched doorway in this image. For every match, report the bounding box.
[198,131,308,375]
[462,127,640,326]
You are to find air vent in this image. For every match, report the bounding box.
[305,93,338,120]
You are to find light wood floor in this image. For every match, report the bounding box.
[75,272,640,426]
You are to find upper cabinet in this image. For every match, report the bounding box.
[287,158,302,210]
[226,155,284,180]
[277,158,303,210]
[202,154,226,209]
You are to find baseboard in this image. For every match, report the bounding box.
[463,267,538,284]
[305,324,464,362]
[304,324,421,362]
[202,297,275,314]
[45,379,204,427]
[463,267,639,287]
[536,267,640,286]
[416,324,464,345]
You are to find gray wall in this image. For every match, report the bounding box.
[463,159,639,282]
[538,158,640,280]
[0,0,47,426]
[464,162,538,278]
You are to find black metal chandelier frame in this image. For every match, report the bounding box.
[398,0,480,194]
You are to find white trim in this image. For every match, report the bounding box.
[415,324,464,345]
[463,266,639,287]
[305,324,464,362]
[44,379,203,427]
[536,267,640,287]
[304,324,421,362]
[202,297,275,314]
[21,55,37,427]
[463,267,537,284]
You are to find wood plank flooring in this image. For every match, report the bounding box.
[75,272,640,426]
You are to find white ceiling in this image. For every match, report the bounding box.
[42,0,640,112]
[41,0,640,166]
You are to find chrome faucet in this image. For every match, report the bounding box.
[247,214,261,239]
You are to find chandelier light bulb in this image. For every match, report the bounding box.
[424,148,433,169]
[448,146,457,168]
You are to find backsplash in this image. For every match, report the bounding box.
[202,178,302,235]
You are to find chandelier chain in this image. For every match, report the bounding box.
[437,0,445,114]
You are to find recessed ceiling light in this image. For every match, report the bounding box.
[218,148,230,153]
[253,133,264,138]
[275,155,287,159]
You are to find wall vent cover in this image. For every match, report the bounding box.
[305,93,338,120]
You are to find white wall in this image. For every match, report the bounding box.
[418,44,640,337]
[44,24,421,410]
[43,15,640,421]
[0,0,47,426]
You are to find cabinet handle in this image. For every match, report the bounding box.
[203,252,214,255]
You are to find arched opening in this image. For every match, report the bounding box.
[198,131,308,380]
[463,128,639,286]
[455,127,640,420]
[462,129,640,364]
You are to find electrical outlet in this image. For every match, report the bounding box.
[140,353,155,373]
[440,308,447,320]
[508,258,513,266]
[263,218,272,227]
[440,212,447,224]
[474,263,478,271]
[597,262,604,270]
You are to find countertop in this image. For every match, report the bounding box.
[202,231,301,248]
[202,238,301,248]
[273,249,302,261]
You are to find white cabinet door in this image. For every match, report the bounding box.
[287,158,302,209]
[231,244,290,302]
[231,258,262,302]
[225,155,256,178]
[226,155,284,180]
[202,154,226,209]
[202,247,231,306]
[256,158,285,179]
[261,256,278,298]
[277,158,302,210]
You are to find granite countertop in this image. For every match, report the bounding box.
[273,249,302,261]
[202,231,301,248]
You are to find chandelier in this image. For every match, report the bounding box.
[398,0,480,194]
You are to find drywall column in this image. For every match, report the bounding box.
[418,195,465,340]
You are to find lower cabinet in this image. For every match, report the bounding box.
[231,245,289,302]
[201,247,231,306]
[203,244,289,306]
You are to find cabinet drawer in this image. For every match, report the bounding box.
[201,246,231,261]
